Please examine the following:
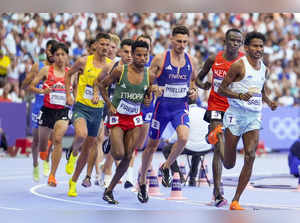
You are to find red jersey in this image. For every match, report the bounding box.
[207,51,244,112]
[43,66,70,109]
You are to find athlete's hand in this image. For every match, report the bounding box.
[188,88,197,99]
[91,94,99,104]
[157,86,164,97]
[268,101,278,111]
[143,92,152,107]
[43,87,52,95]
[199,81,211,90]
[108,103,117,115]
[66,94,74,106]
[239,92,252,101]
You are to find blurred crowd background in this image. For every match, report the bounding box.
[0,13,299,106]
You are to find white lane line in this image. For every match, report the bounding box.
[30,183,142,211]
[0,206,24,211]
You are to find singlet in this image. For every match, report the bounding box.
[112,64,149,115]
[207,51,244,112]
[227,56,266,112]
[76,55,112,108]
[156,50,192,103]
[43,66,70,109]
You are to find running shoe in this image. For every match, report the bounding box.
[65,146,72,161]
[159,165,172,187]
[65,152,77,175]
[137,184,149,203]
[207,125,223,145]
[124,180,134,189]
[48,174,57,187]
[230,200,245,210]
[103,188,118,204]
[68,178,77,197]
[213,195,228,208]
[81,175,92,187]
[33,166,39,182]
[40,149,48,161]
[43,161,50,177]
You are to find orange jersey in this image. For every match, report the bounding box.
[207,51,244,112]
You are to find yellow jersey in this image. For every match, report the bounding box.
[0,56,11,76]
[76,55,112,108]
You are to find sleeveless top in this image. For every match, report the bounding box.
[43,66,70,109]
[207,51,244,111]
[112,64,149,115]
[76,55,112,108]
[156,50,192,103]
[228,56,266,112]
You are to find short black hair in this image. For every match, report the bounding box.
[244,31,266,46]
[121,39,134,48]
[172,25,189,36]
[225,28,242,40]
[137,34,152,45]
[132,40,149,53]
[95,32,111,41]
[46,39,58,49]
[86,38,96,48]
[51,42,69,55]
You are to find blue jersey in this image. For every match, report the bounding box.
[31,61,46,128]
[156,51,192,104]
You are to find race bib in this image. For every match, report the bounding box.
[151,119,160,130]
[211,111,222,120]
[213,78,223,92]
[145,112,153,121]
[226,115,237,125]
[50,92,66,106]
[117,99,140,115]
[84,85,103,101]
[109,116,119,125]
[133,115,143,126]
[163,84,188,98]
[245,93,262,111]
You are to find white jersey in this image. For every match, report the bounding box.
[228,56,266,112]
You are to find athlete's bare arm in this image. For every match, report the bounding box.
[98,64,123,114]
[218,60,252,101]
[65,56,87,106]
[262,69,278,110]
[148,53,164,96]
[29,66,51,95]
[189,56,199,98]
[92,63,114,104]
[195,54,216,90]
[21,62,39,90]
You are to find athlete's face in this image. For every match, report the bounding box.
[225,31,243,54]
[96,38,110,57]
[54,48,68,67]
[119,45,132,64]
[172,34,189,54]
[46,44,55,63]
[133,47,148,68]
[245,38,264,60]
[107,41,118,60]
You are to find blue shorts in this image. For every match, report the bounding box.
[223,106,262,136]
[141,95,155,123]
[31,101,44,129]
[148,99,189,140]
[72,102,103,137]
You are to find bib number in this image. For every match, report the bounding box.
[117,100,140,115]
[213,78,223,92]
[145,112,153,121]
[211,111,222,120]
[109,116,119,125]
[84,85,103,101]
[151,119,160,130]
[163,84,188,98]
[227,115,237,125]
[133,115,143,126]
[50,92,66,106]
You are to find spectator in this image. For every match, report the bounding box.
[0,49,11,87]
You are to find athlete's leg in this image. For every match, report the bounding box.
[49,120,69,177]
[139,138,160,185]
[31,128,39,168]
[232,129,258,202]
[71,118,88,156]
[223,128,240,169]
[71,136,97,182]
[163,125,189,169]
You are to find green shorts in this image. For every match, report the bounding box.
[72,102,103,137]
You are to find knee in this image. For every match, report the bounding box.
[245,149,256,164]
[76,134,87,144]
[52,135,62,146]
[111,150,125,161]
[223,160,235,169]
[177,134,188,145]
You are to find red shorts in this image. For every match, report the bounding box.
[106,112,143,131]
